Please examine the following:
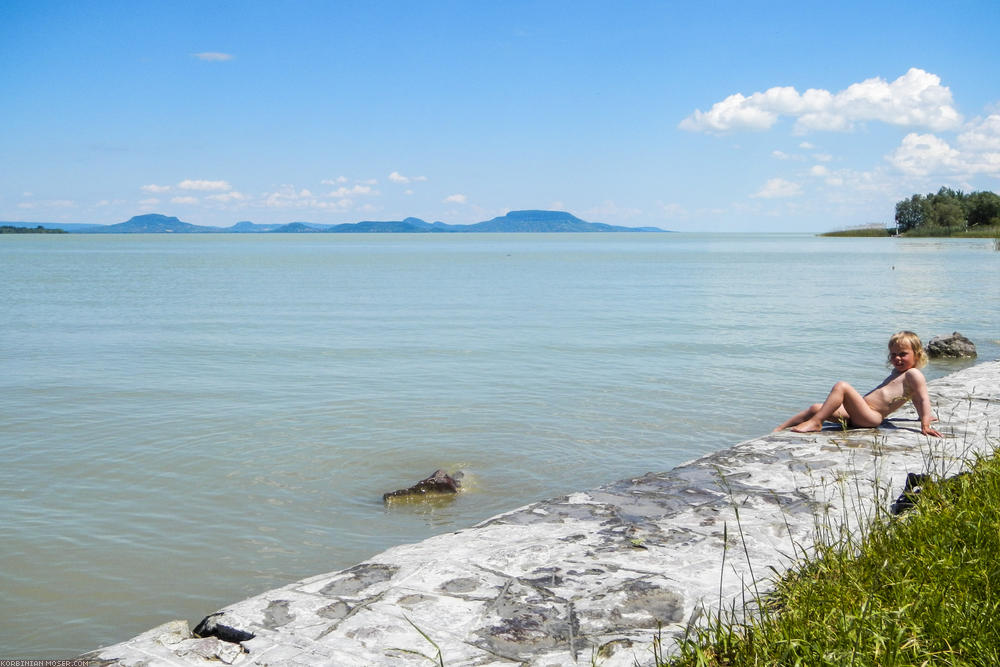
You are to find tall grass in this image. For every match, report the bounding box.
[665,446,1000,666]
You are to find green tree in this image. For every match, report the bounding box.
[928,197,965,234]
[895,194,926,232]
[967,191,1000,227]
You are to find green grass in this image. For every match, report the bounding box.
[820,226,893,237]
[664,449,1000,666]
[820,224,1000,238]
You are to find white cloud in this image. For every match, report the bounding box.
[659,202,688,217]
[799,142,815,149]
[680,68,961,134]
[206,191,247,203]
[389,171,427,184]
[810,165,830,177]
[813,153,833,162]
[321,176,348,185]
[957,114,1000,151]
[193,52,233,61]
[327,184,375,197]
[444,194,468,204]
[18,199,73,209]
[139,198,160,206]
[584,200,642,220]
[142,184,171,193]
[171,196,199,204]
[751,178,802,199]
[179,179,231,191]
[262,185,354,211]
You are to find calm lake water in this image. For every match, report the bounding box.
[1,233,997,657]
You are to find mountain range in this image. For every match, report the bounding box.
[19,211,667,234]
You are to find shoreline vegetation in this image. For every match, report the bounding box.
[0,224,67,234]
[822,187,1000,238]
[663,441,1000,666]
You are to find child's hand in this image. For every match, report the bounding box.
[922,423,942,437]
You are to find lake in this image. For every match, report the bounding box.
[1,232,996,657]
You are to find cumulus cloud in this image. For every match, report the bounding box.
[659,202,688,217]
[584,200,643,220]
[321,176,348,185]
[206,191,247,203]
[389,171,427,184]
[179,179,231,191]
[328,184,375,197]
[957,114,1000,151]
[141,184,171,193]
[886,129,1000,178]
[444,194,468,204]
[193,52,233,61]
[680,68,961,134]
[751,178,802,199]
[263,185,353,211]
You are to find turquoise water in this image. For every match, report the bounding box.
[1,233,996,657]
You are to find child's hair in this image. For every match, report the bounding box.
[888,330,928,368]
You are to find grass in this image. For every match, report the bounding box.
[820,224,1000,238]
[820,225,893,237]
[664,448,1000,666]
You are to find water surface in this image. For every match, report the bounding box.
[1,233,996,656]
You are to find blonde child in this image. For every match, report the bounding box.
[775,331,942,437]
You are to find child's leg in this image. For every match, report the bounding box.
[775,403,823,431]
[790,381,882,432]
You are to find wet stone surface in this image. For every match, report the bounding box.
[83,360,1000,666]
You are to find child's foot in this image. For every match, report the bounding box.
[790,419,823,433]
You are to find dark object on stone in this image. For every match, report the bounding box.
[890,472,931,515]
[890,471,970,515]
[193,613,256,644]
[926,332,977,359]
[383,469,462,502]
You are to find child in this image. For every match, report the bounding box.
[775,331,942,437]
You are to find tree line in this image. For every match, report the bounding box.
[0,225,66,234]
[894,187,1000,235]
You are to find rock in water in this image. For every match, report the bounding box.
[926,332,977,359]
[383,469,462,502]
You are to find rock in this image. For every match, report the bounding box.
[383,469,461,501]
[926,332,977,359]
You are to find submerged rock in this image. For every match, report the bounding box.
[926,332,977,359]
[383,469,462,502]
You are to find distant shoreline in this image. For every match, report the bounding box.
[0,210,670,235]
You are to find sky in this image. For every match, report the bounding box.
[2,0,999,232]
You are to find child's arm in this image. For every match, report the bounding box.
[904,370,942,437]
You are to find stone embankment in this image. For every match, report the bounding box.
[84,360,1000,666]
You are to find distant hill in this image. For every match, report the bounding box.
[85,214,223,233]
[48,210,668,234]
[457,210,663,233]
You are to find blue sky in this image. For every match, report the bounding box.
[3,0,999,232]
